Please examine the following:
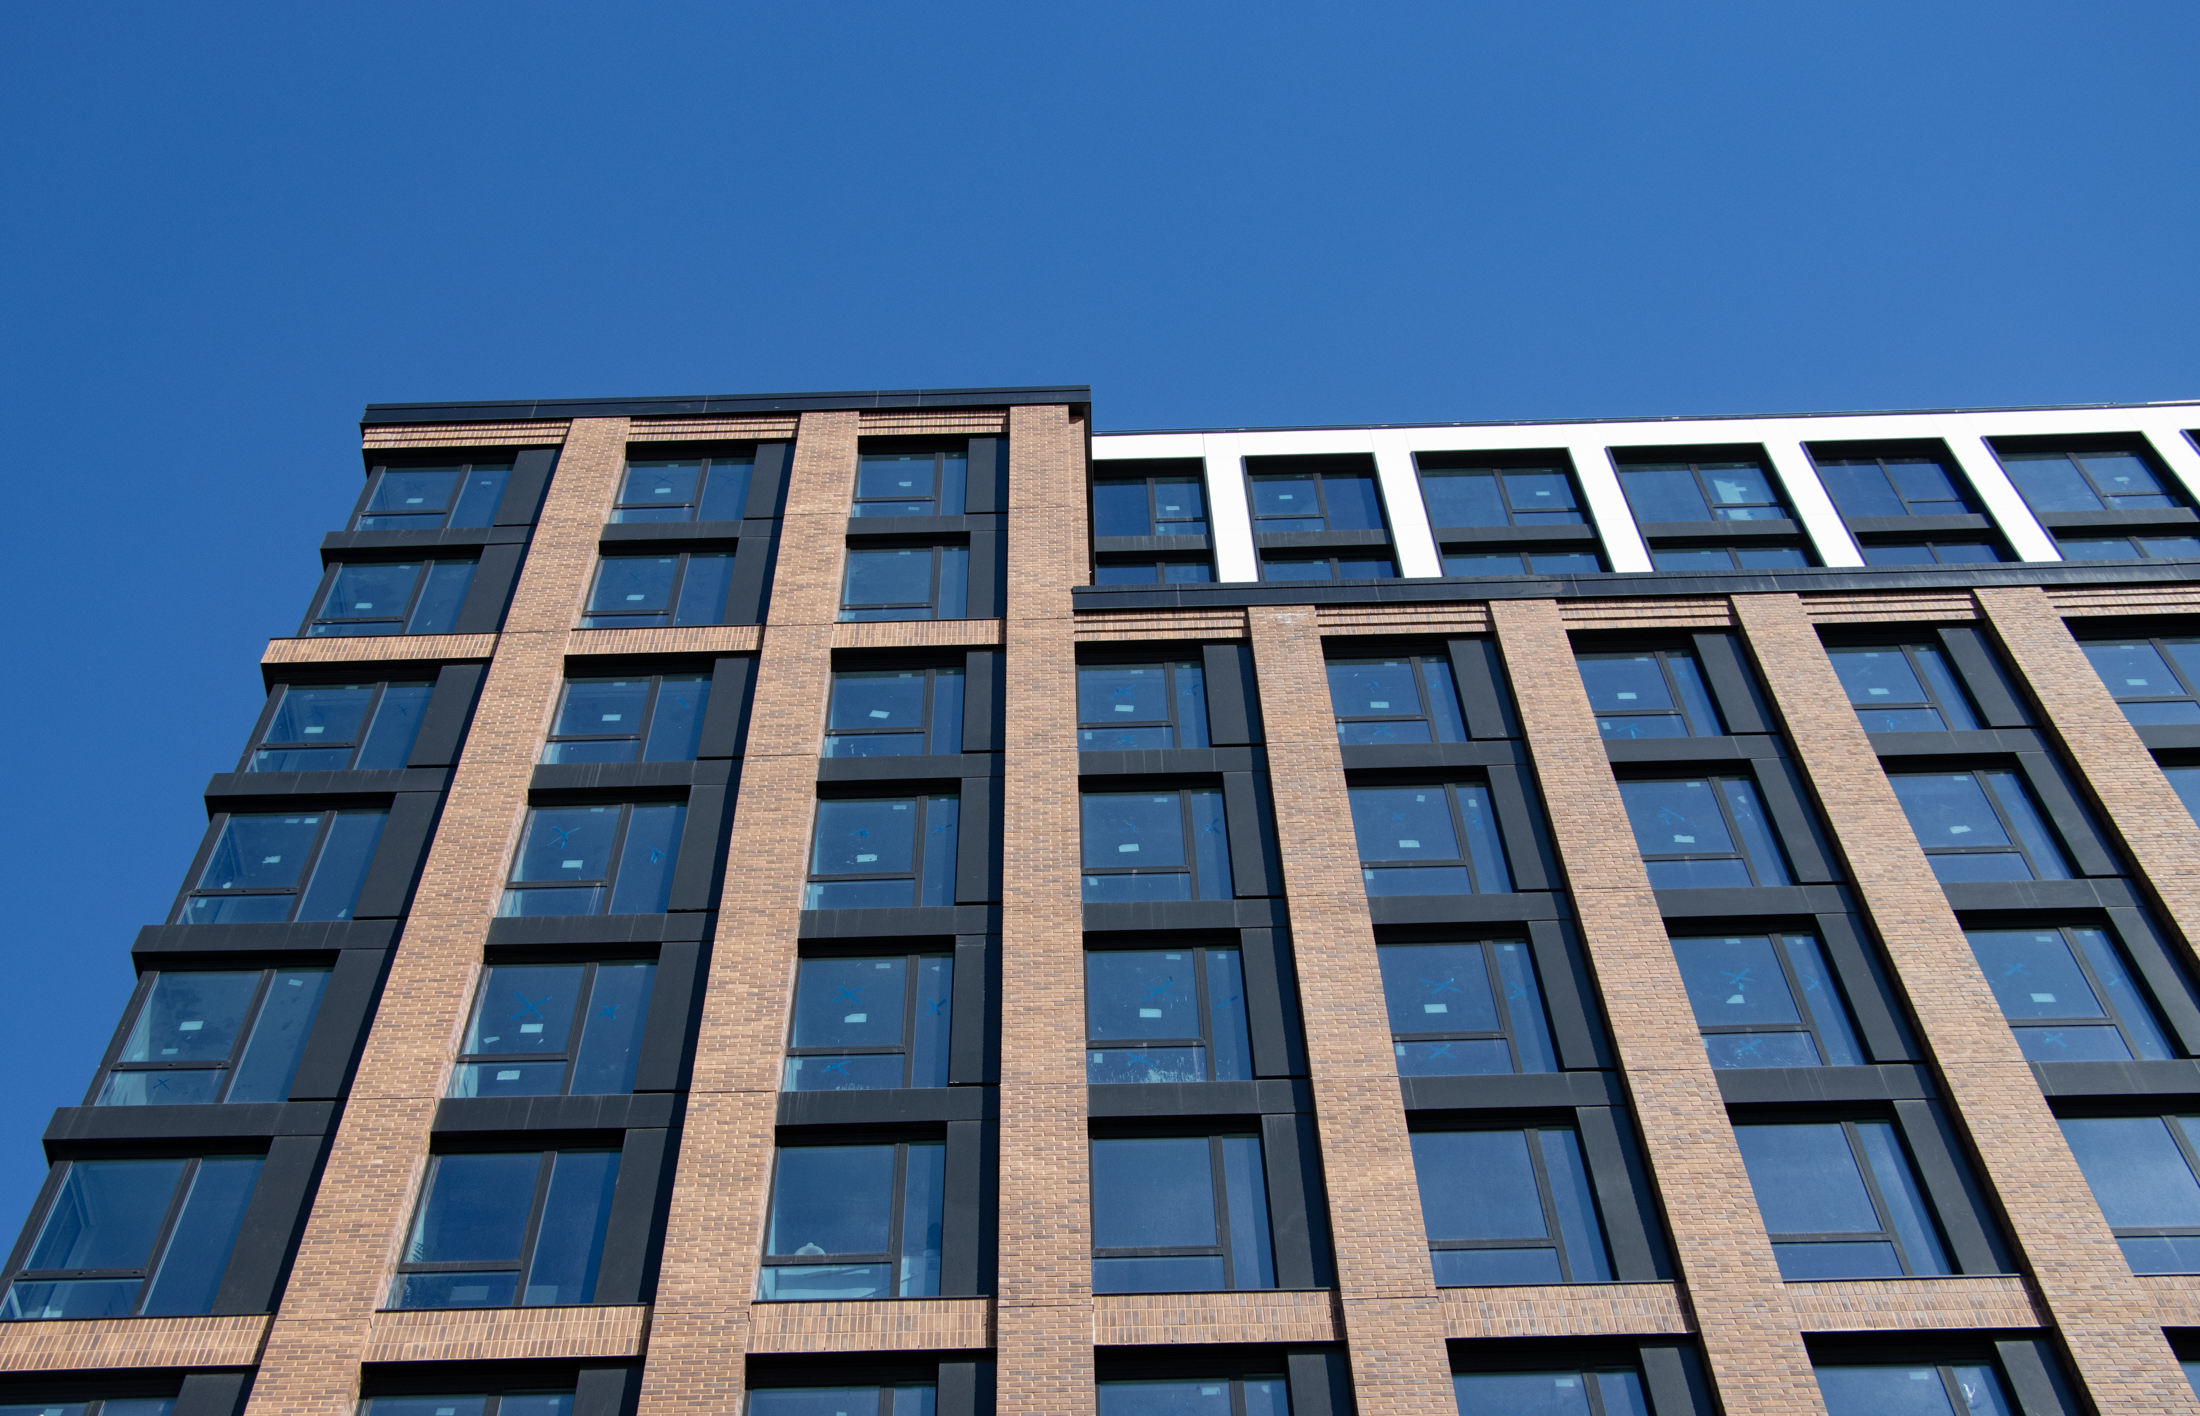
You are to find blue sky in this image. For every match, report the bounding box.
[1,1,2196,1224]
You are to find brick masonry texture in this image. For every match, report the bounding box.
[857,409,1008,436]
[1800,591,1978,624]
[1089,1291,1341,1347]
[1313,604,1490,635]
[360,1306,649,1364]
[1780,1276,2039,1333]
[638,410,862,1416]
[1072,607,1247,642]
[832,618,1005,650]
[1437,1284,1689,1340]
[0,1315,270,1372]
[992,403,1097,1416]
[629,416,799,442]
[1730,591,2200,1415]
[2048,584,2200,616]
[263,632,499,666]
[566,625,763,655]
[1558,598,1733,630]
[746,1299,993,1354]
[243,417,635,1416]
[1244,604,1456,1416]
[1491,598,1829,1416]
[363,422,569,449]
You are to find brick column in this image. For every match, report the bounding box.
[1730,591,2197,1414]
[244,416,628,1416]
[1488,598,1824,1416]
[1243,604,1453,1416]
[638,410,860,1416]
[992,403,1095,1415]
[1975,585,2200,946]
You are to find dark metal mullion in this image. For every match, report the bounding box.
[1972,769,2044,877]
[1443,784,1478,891]
[1767,940,1827,1067]
[281,811,344,922]
[1208,1134,1236,1289]
[1898,645,1945,716]
[1839,1121,1908,1273]
[1228,1378,1248,1416]
[1311,474,1334,531]
[2055,926,2145,1057]
[910,798,931,902]
[508,1152,560,1305]
[637,677,665,751]
[1178,792,1202,899]
[558,963,598,1095]
[1705,775,1764,886]
[2152,637,2200,702]
[901,954,921,1088]
[1580,1372,1611,1416]
[128,1157,204,1314]
[1191,946,1214,1055]
[212,968,280,1101]
[1480,944,1522,1072]
[1522,1129,1573,1283]
[1165,661,1182,740]
[662,554,692,623]
[597,805,636,909]
[2156,1113,2200,1219]
[920,670,937,749]
[1655,653,1697,737]
[925,545,944,616]
[886,1142,909,1295]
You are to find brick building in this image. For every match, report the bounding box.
[9,386,2200,1416]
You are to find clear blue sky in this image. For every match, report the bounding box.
[2,1,2195,1225]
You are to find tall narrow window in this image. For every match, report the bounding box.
[542,675,713,763]
[610,454,753,523]
[1090,1133,1274,1293]
[1576,649,1724,739]
[1086,946,1251,1084]
[355,463,512,531]
[1826,644,1982,732]
[1452,1370,1649,1416]
[1327,656,1468,745]
[178,810,388,924]
[450,961,658,1098]
[247,681,434,771]
[782,953,953,1091]
[581,553,735,629]
[499,803,686,916]
[1379,941,1558,1076]
[1349,784,1512,896]
[1735,1120,1952,1279]
[391,1150,620,1308]
[1670,935,1863,1069]
[96,968,332,1105]
[758,1141,944,1299]
[1078,662,1209,750]
[2079,637,2200,726]
[824,668,965,757]
[1080,791,1232,902]
[1965,927,2174,1063]
[854,449,967,517]
[839,545,970,622]
[2058,1114,2200,1273]
[1093,470,1207,537]
[1412,1127,1611,1285]
[309,559,476,636]
[1887,771,2074,883]
[1617,778,1791,889]
[805,796,960,909]
[1996,446,2183,513]
[0,1156,263,1318]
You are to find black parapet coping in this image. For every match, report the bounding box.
[1713,1064,1937,1106]
[1085,1079,1313,1120]
[321,526,532,558]
[1399,1070,1625,1112]
[2034,1058,2200,1097]
[776,1088,996,1128]
[530,758,734,795]
[134,918,400,963]
[1365,892,1565,928]
[1655,884,1855,918]
[364,385,1092,424]
[204,767,451,805]
[485,912,714,950]
[432,1093,680,1133]
[44,1101,337,1152]
[1070,558,2200,611]
[1078,747,1267,776]
[1082,899,1287,933]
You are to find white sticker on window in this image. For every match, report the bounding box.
[495,1071,519,1081]
[870,710,892,719]
[520,1023,543,1033]
[1369,700,1389,708]
[1616,692,1637,700]
[857,853,878,862]
[262,855,282,864]
[1423,1003,1447,1013]
[304,726,325,734]
[1949,825,1971,835]
[179,1020,203,1031]
[625,593,646,601]
[1672,835,1695,844]
[2129,678,2150,686]
[1140,1008,1163,1018]
[845,1013,867,1023]
[2031,993,2056,1003]
[601,713,622,721]
[563,858,585,868]
[1119,844,1140,853]
[1115,704,1135,712]
[1398,839,1420,848]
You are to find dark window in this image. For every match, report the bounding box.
[1080,791,1232,902]
[1,1156,262,1318]
[1247,468,1385,532]
[839,545,969,622]
[824,668,965,757]
[364,1394,573,1416]
[247,681,433,771]
[758,1141,943,1299]
[1095,559,1215,585]
[2166,765,2200,826]
[1079,661,1210,750]
[542,674,712,763]
[1816,1363,2015,1416]
[806,796,958,909]
[1887,771,2073,883]
[390,1150,619,1308]
[1736,1120,1952,1279]
[748,1388,934,1416]
[782,953,953,1091]
[1412,1126,1611,1285]
[1086,946,1251,1084]
[450,961,657,1098]
[1097,1379,1284,1416]
[1813,452,1977,519]
[354,464,511,531]
[0,1401,173,1416]
[1452,1370,1648,1416]
[1860,541,2006,566]
[1670,934,1864,1069]
[1349,784,1512,897]
[1258,551,1396,582]
[310,560,476,637]
[1827,644,1982,732]
[1418,462,1586,528]
[1444,549,1606,576]
[178,810,387,924]
[611,454,752,523]
[499,803,686,916]
[2059,533,2200,561]
[1577,650,1724,739]
[1965,927,2173,1063]
[95,968,331,1106]
[2079,637,2200,725]
[1617,778,1791,889]
[854,449,966,518]
[1617,457,1789,523]
[1380,941,1557,1076]
[581,553,734,629]
[1996,446,2184,513]
[1090,1134,1273,1293]
[1327,656,1468,745]
[2060,1114,2200,1273]
[1652,545,1813,571]
[1093,471,1207,538]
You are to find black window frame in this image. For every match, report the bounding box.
[803,793,960,910]
[1963,923,2179,1064]
[838,541,971,623]
[1992,440,2190,515]
[1091,466,1210,539]
[1617,774,1792,889]
[360,1391,577,1416]
[1326,654,1469,746]
[579,550,735,630]
[1576,647,1727,739]
[173,807,388,925]
[1,1153,263,1319]
[781,950,955,1091]
[756,1137,945,1300]
[823,665,967,758]
[852,446,968,518]
[1887,767,2074,882]
[1079,787,1234,903]
[1648,542,1816,572]
[2056,530,2200,561]
[305,557,479,637]
[609,448,757,524]
[1735,1115,1954,1278]
[1093,1374,1287,1416]
[1670,932,1867,1070]
[351,460,515,532]
[1245,465,1389,534]
[1255,549,1397,583]
[1078,659,1211,751]
[242,678,437,773]
[2079,634,2200,724]
[91,966,333,1107]
[1379,938,1560,1077]
[1413,455,1591,530]
[1614,453,1794,524]
[1411,1121,1614,1284]
[1440,546,1608,576]
[541,672,714,763]
[1825,641,1983,733]
[1083,942,1252,1086]
[1449,1363,1653,1416]
[498,800,688,917]
[1813,1357,2028,1416]
[451,958,660,1098]
[1808,447,1982,519]
[1350,779,1514,896]
[1856,540,2008,567]
[1092,556,1216,585]
[1088,1128,1275,1293]
[389,1147,620,1309]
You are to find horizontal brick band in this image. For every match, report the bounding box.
[362,1305,650,1363]
[747,1299,993,1354]
[831,618,1005,650]
[1439,1283,1692,1340]
[363,423,568,450]
[263,633,499,667]
[0,1314,270,1371]
[565,625,764,656]
[1092,1291,1341,1346]
[1783,1276,2041,1333]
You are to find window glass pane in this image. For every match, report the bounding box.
[1089,951,1205,1043]
[794,957,910,1052]
[1856,1121,1950,1276]
[1818,461,1906,518]
[1162,560,1213,582]
[554,680,651,750]
[843,549,936,608]
[2083,641,2183,704]
[2000,452,2103,512]
[2061,1115,2200,1229]
[296,810,387,921]
[409,1152,542,1262]
[1816,1367,1969,1416]
[356,684,434,769]
[608,803,684,914]
[321,563,421,622]
[1493,944,1559,1072]
[1889,774,2012,848]
[1189,790,1232,900]
[1322,474,1386,529]
[141,1156,262,1315]
[1093,481,1154,537]
[119,972,258,1064]
[1505,471,1581,518]
[524,1150,619,1305]
[1981,771,2073,880]
[1419,660,1469,742]
[1452,1373,1595,1416]
[1261,557,1334,584]
[1083,794,1189,870]
[1735,1123,1881,1235]
[2072,928,2175,1059]
[1091,1136,1217,1248]
[1829,648,1931,718]
[1673,936,1804,1029]
[1653,549,1734,571]
[1083,665,1172,723]
[2140,536,2200,559]
[2079,451,2167,496]
[1703,463,1778,508]
[911,955,953,1088]
[1174,663,1209,747]
[1719,778,1791,885]
[368,469,459,514]
[935,546,969,619]
[1349,787,1461,862]
[1965,930,2107,1021]
[930,669,966,754]
[0,1278,142,1320]
[1539,1130,1611,1281]
[639,677,710,762]
[1664,654,1723,736]
[1207,949,1251,1082]
[1446,552,1529,575]
[266,685,373,747]
[622,461,700,507]
[1618,466,1712,522]
[1219,1134,1275,1288]
[226,968,332,1104]
[673,554,735,627]
[408,561,475,634]
[197,815,321,892]
[1420,470,1508,527]
[589,557,678,615]
[1619,779,1736,857]
[466,964,585,1060]
[1578,655,1678,714]
[698,458,754,521]
[813,799,917,877]
[439,465,509,528]
[1909,647,1980,730]
[569,963,655,1095]
[1152,477,1204,525]
[768,1146,897,1256]
[1249,473,1320,521]
[1098,1382,1237,1416]
[1460,785,1512,892]
[827,671,930,755]
[920,795,958,906]
[899,1142,945,1296]
[27,1159,187,1270]
[1411,1130,1547,1241]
